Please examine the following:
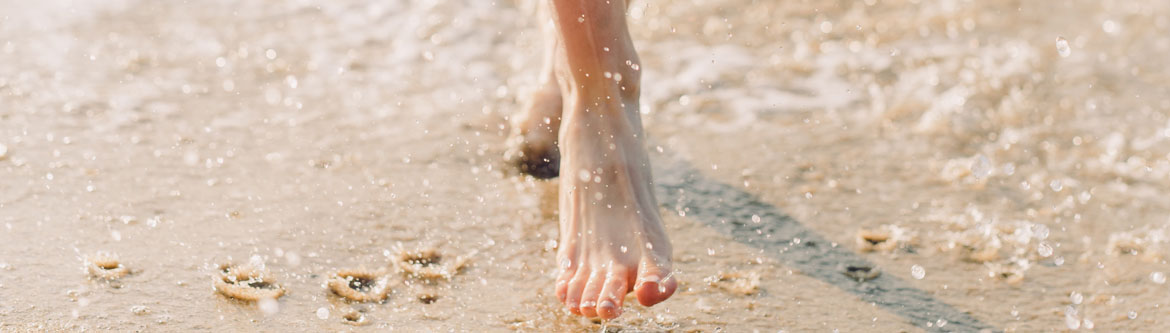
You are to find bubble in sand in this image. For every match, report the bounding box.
[911,265,926,279]
[1151,272,1166,284]
[1055,37,1071,57]
[316,307,329,320]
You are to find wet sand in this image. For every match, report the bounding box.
[3,0,1170,331]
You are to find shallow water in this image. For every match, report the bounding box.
[2,0,1169,331]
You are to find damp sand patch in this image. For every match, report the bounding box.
[394,247,474,282]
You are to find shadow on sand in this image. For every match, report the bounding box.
[652,155,995,332]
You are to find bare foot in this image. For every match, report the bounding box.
[553,91,676,319]
[505,87,562,179]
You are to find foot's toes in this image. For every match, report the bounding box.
[635,264,677,307]
[555,271,572,304]
[597,266,631,319]
[506,90,562,179]
[563,269,589,315]
[578,271,605,318]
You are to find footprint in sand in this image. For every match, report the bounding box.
[86,252,131,280]
[704,270,762,295]
[213,263,285,301]
[327,268,392,303]
[393,247,473,282]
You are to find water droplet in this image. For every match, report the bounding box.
[285,252,301,267]
[935,319,947,328]
[258,298,279,315]
[1070,291,1083,304]
[1151,272,1166,284]
[707,248,715,256]
[1049,180,1063,192]
[316,307,329,320]
[215,57,227,67]
[577,169,591,182]
[911,265,926,279]
[1037,242,1054,257]
[577,16,585,23]
[1065,310,1081,329]
[620,246,628,253]
[1102,20,1119,34]
[1127,310,1138,319]
[971,155,991,179]
[751,215,761,223]
[1055,37,1071,57]
[265,49,277,60]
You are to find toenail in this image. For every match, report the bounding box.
[599,300,615,309]
[640,275,660,286]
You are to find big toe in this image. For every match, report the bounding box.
[634,265,677,307]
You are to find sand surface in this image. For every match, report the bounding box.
[2,0,1170,331]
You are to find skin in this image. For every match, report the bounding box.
[507,0,677,320]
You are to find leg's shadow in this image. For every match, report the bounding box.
[651,155,995,332]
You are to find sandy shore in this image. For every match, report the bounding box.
[3,0,1170,331]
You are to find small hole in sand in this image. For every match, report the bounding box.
[86,252,131,280]
[418,293,438,304]
[394,248,473,281]
[341,309,370,326]
[347,276,376,291]
[214,264,285,301]
[842,265,881,282]
[328,269,390,302]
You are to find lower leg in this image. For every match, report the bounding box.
[548,0,675,320]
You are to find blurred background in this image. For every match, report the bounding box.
[1,0,1168,331]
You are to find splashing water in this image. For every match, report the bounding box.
[1055,37,1071,57]
[911,265,926,280]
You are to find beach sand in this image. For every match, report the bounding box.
[2,0,1169,331]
